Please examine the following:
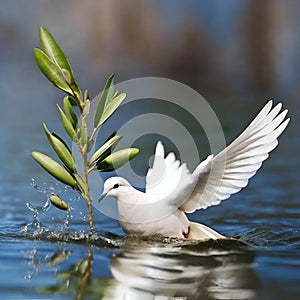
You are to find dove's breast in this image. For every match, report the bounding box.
[119,207,190,238]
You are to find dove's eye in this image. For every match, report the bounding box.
[113,183,120,189]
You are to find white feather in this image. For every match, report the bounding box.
[181,101,290,212]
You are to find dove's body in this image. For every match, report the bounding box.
[99,101,289,240]
[103,175,225,239]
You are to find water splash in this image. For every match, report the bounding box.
[21,197,72,236]
[21,198,51,233]
[24,180,74,234]
[63,210,71,232]
[31,178,71,194]
[31,178,52,194]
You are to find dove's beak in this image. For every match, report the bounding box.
[98,191,108,202]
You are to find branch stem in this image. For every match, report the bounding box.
[78,115,94,235]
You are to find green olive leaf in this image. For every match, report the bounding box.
[34,48,72,93]
[40,27,72,73]
[61,68,71,84]
[98,92,126,126]
[96,148,139,172]
[39,27,81,100]
[63,96,78,128]
[32,151,78,189]
[89,134,122,169]
[93,74,115,128]
[57,104,77,141]
[73,174,88,196]
[43,123,76,172]
[49,192,70,211]
[67,95,78,106]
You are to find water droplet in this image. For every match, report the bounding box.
[31,178,50,193]
[24,274,32,280]
[63,210,71,231]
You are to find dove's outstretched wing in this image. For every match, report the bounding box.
[181,100,290,213]
[145,141,194,205]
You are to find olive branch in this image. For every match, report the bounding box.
[32,27,139,234]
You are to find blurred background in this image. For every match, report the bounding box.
[0,2,300,299]
[0,0,299,206]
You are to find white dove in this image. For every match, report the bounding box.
[98,101,289,240]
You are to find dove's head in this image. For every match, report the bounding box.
[98,177,133,202]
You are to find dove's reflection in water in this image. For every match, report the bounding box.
[104,239,259,300]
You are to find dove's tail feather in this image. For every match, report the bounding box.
[187,222,225,240]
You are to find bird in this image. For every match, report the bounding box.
[98,101,289,240]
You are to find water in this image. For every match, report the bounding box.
[0,229,299,300]
[0,97,299,300]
